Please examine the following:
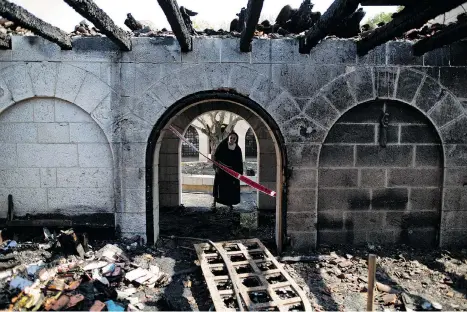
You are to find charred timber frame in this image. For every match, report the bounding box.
[357,0,467,56]
[413,19,467,56]
[63,0,132,51]
[157,0,192,52]
[300,0,360,54]
[239,0,264,52]
[0,0,71,49]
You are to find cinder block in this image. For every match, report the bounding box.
[319,145,354,167]
[441,230,467,247]
[372,188,408,210]
[70,123,107,143]
[400,125,441,144]
[287,212,316,232]
[415,145,442,167]
[356,145,413,167]
[443,211,467,230]
[318,230,352,245]
[28,62,58,97]
[33,98,55,122]
[317,211,344,230]
[55,64,88,103]
[18,144,78,167]
[319,169,358,188]
[48,188,114,213]
[0,123,37,143]
[388,211,440,230]
[318,188,370,211]
[288,168,316,189]
[57,168,113,188]
[0,143,17,168]
[326,124,376,144]
[0,168,40,187]
[286,143,319,168]
[388,168,442,187]
[287,188,316,212]
[288,231,316,252]
[78,143,113,168]
[221,38,250,63]
[345,211,385,231]
[410,188,441,211]
[125,37,180,63]
[0,75,14,112]
[360,169,386,187]
[228,65,259,96]
[37,123,70,143]
[40,168,56,188]
[396,228,437,246]
[55,99,93,122]
[356,44,385,65]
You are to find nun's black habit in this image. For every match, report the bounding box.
[212,137,243,206]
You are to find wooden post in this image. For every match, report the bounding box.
[367,254,377,311]
[239,0,264,52]
[157,0,192,52]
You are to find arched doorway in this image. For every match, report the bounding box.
[318,100,443,246]
[146,91,287,251]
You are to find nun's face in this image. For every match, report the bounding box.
[228,134,237,144]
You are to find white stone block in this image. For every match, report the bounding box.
[74,73,111,113]
[123,189,146,213]
[0,188,47,216]
[78,143,113,167]
[17,144,78,167]
[34,98,55,122]
[55,64,87,103]
[116,212,146,234]
[91,93,112,140]
[40,168,56,188]
[0,123,37,143]
[11,36,60,61]
[122,143,146,167]
[122,168,144,189]
[27,62,58,97]
[0,75,14,113]
[48,187,114,213]
[0,144,17,168]
[37,123,70,143]
[70,122,107,143]
[0,101,33,122]
[0,168,40,187]
[55,99,92,122]
[57,168,113,188]
[1,64,34,102]
[121,62,135,96]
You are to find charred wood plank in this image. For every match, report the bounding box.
[357,1,467,56]
[157,0,192,52]
[63,0,132,51]
[0,32,10,49]
[240,0,264,52]
[125,13,142,31]
[0,0,71,49]
[413,19,467,55]
[329,7,366,38]
[300,0,360,53]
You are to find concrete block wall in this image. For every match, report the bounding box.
[318,101,443,246]
[0,36,466,249]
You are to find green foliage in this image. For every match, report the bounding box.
[364,6,404,29]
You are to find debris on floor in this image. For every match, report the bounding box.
[194,238,312,311]
[0,228,169,311]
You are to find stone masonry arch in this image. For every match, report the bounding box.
[302,67,467,248]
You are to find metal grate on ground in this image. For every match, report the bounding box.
[194,238,312,311]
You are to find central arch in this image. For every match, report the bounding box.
[146,91,288,251]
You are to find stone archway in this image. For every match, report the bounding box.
[146,92,286,251]
[317,100,443,246]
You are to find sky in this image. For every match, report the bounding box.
[10,0,398,32]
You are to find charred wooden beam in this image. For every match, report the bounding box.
[125,13,142,31]
[63,0,132,51]
[357,1,467,56]
[0,32,10,49]
[300,0,360,53]
[157,0,192,52]
[413,19,467,56]
[329,7,366,38]
[0,0,71,49]
[240,0,264,52]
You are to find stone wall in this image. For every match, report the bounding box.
[0,35,466,251]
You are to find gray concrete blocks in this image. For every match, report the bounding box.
[266,92,301,125]
[286,143,319,168]
[282,116,326,143]
[28,62,58,97]
[55,64,87,103]
[125,37,181,63]
[48,188,114,212]
[321,77,356,112]
[221,38,250,63]
[346,67,375,104]
[33,99,55,122]
[429,94,464,128]
[1,64,34,102]
[78,143,112,167]
[414,77,443,113]
[182,37,221,63]
[18,143,78,167]
[356,145,413,167]
[37,123,69,143]
[74,73,112,113]
[395,68,424,103]
[303,95,339,128]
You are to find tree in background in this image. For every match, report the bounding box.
[364,6,404,29]
[191,111,243,154]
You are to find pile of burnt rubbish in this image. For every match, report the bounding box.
[0,228,167,311]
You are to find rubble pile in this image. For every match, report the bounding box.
[70,20,103,37]
[0,18,33,36]
[283,245,467,312]
[0,229,169,311]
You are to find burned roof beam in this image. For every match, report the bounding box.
[239,0,264,52]
[157,0,192,52]
[413,19,467,56]
[357,0,467,56]
[63,0,132,51]
[300,0,360,54]
[0,0,71,49]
